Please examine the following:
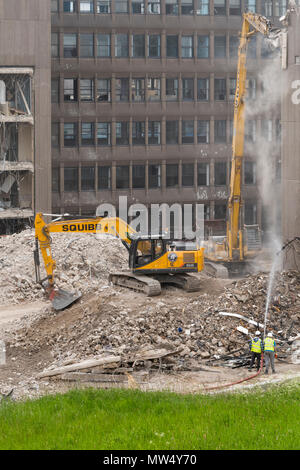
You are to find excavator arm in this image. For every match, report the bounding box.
[227,13,279,260]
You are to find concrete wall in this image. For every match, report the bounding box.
[281,7,300,270]
[0,0,51,214]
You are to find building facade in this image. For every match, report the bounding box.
[0,0,51,234]
[51,0,284,235]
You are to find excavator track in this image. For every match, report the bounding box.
[153,273,201,292]
[108,271,161,297]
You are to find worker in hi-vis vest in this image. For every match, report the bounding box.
[264,332,276,374]
[248,331,262,372]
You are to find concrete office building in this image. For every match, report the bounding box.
[50,0,283,234]
[281,3,300,269]
[0,0,51,233]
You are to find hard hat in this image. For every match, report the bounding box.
[255,331,261,336]
[267,332,273,337]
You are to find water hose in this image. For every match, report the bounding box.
[204,353,264,392]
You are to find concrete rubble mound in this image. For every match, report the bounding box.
[0,229,128,305]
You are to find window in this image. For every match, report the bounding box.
[166,121,179,144]
[132,0,145,13]
[52,168,60,193]
[97,34,111,57]
[248,35,256,59]
[246,78,256,100]
[214,78,226,101]
[116,78,129,101]
[244,162,256,185]
[196,0,209,14]
[51,123,60,148]
[97,122,111,145]
[229,36,239,58]
[80,1,94,12]
[181,36,193,58]
[132,165,145,188]
[166,78,178,101]
[64,34,77,58]
[80,79,94,101]
[64,168,79,192]
[261,0,272,16]
[261,38,273,58]
[198,163,209,186]
[245,120,256,142]
[147,78,160,101]
[116,122,129,145]
[80,34,94,57]
[214,120,226,143]
[214,35,226,58]
[97,79,111,101]
[81,167,95,191]
[149,164,161,188]
[132,34,145,58]
[115,0,128,13]
[148,121,161,144]
[182,78,194,100]
[64,79,78,101]
[51,0,58,12]
[131,78,145,102]
[215,162,227,185]
[51,79,59,103]
[166,36,178,58]
[244,202,257,224]
[148,35,160,58]
[116,166,129,188]
[115,34,129,57]
[132,122,145,145]
[261,120,272,142]
[198,35,209,58]
[229,0,240,15]
[97,0,111,13]
[51,33,59,58]
[181,0,194,14]
[197,78,209,101]
[197,120,209,143]
[182,164,194,187]
[64,1,76,12]
[166,0,178,14]
[215,203,227,220]
[274,0,287,16]
[214,0,226,15]
[229,78,236,100]
[182,120,194,144]
[81,122,95,146]
[166,164,179,187]
[64,123,78,147]
[148,0,161,13]
[98,166,111,189]
[245,0,256,12]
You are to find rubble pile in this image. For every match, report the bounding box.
[8,270,300,372]
[0,230,128,304]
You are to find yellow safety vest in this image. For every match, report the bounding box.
[264,337,275,351]
[251,338,262,353]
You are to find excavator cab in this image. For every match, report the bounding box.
[128,236,167,269]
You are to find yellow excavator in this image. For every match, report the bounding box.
[204,12,281,277]
[34,212,204,310]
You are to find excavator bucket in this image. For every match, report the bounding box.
[49,288,82,311]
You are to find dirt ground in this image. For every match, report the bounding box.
[1,276,299,401]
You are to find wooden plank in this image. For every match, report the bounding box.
[37,355,121,378]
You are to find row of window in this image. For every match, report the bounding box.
[52,31,272,59]
[51,0,288,17]
[52,76,259,103]
[53,160,256,192]
[52,118,280,147]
